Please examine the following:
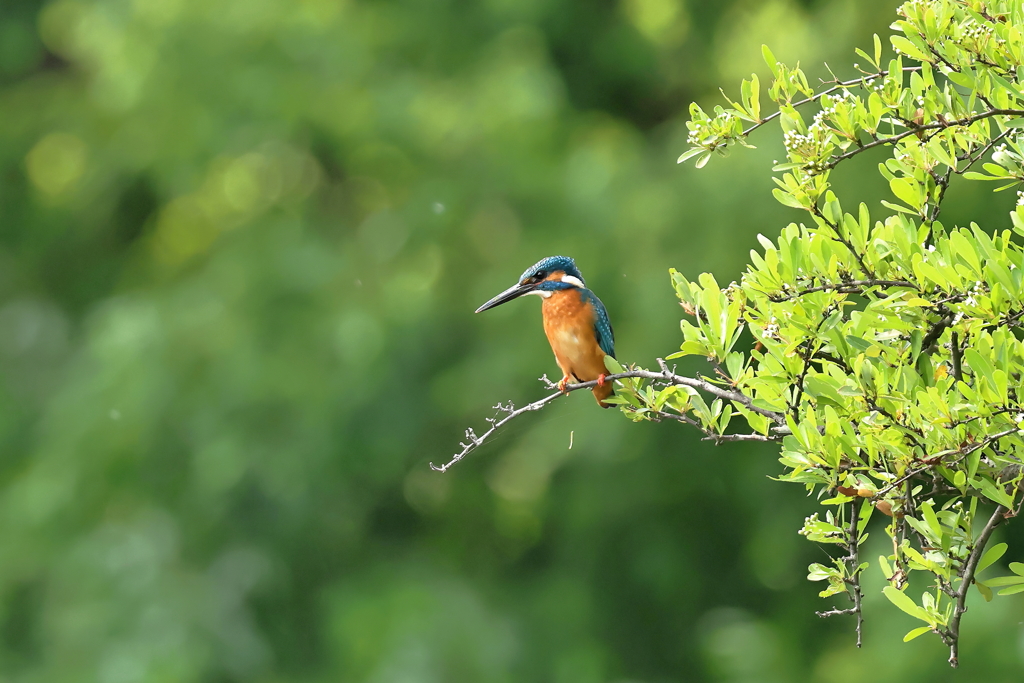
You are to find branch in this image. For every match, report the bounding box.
[769,279,917,302]
[875,428,1021,497]
[945,505,1008,668]
[816,501,865,646]
[653,358,788,424]
[950,330,963,383]
[811,206,876,278]
[955,128,1013,175]
[641,408,780,442]
[825,108,1024,169]
[921,308,955,352]
[926,166,953,223]
[739,68,922,138]
[433,360,787,472]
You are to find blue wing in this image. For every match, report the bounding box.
[581,289,615,358]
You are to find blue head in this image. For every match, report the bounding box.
[476,256,586,313]
[518,256,585,287]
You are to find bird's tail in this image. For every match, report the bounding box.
[593,381,614,408]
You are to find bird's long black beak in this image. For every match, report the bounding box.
[475,282,535,313]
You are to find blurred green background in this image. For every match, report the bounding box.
[1,0,1024,680]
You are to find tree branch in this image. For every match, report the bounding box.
[955,128,1013,176]
[945,505,1008,668]
[738,68,922,138]
[811,206,876,278]
[825,108,1024,169]
[816,501,866,647]
[950,330,963,384]
[875,428,1021,497]
[433,360,787,472]
[768,279,917,302]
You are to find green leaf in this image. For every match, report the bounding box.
[890,178,922,209]
[998,584,1024,596]
[963,171,1006,181]
[984,575,1024,586]
[978,478,1015,508]
[964,348,994,383]
[762,44,779,76]
[904,626,933,642]
[947,70,976,89]
[807,563,833,581]
[977,542,1007,574]
[920,500,942,542]
[976,581,994,602]
[890,35,931,61]
[882,586,933,624]
[772,188,805,209]
[603,356,624,374]
[844,335,874,353]
[677,147,706,164]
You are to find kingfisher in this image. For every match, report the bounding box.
[476,256,616,407]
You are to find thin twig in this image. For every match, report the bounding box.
[433,360,788,472]
[945,505,1008,668]
[921,308,955,352]
[927,166,953,224]
[811,206,876,279]
[825,108,1024,169]
[769,279,918,302]
[643,408,781,442]
[849,501,865,648]
[816,501,864,646]
[956,128,1013,175]
[950,330,963,383]
[874,428,1021,497]
[738,68,923,138]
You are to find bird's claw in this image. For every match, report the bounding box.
[597,373,607,387]
[557,376,570,393]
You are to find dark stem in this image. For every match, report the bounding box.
[768,279,917,302]
[945,505,1008,668]
[825,108,1024,170]
[847,501,864,647]
[927,167,952,224]
[951,331,963,383]
[921,308,955,352]
[433,360,788,472]
[738,68,922,138]
[816,501,864,647]
[811,206,876,278]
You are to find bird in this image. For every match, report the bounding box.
[475,256,616,407]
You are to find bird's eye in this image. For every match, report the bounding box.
[532,271,546,282]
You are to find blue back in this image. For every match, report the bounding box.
[581,288,615,358]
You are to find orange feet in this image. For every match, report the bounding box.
[597,373,607,387]
[557,375,571,393]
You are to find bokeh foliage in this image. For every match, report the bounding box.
[1,0,1024,680]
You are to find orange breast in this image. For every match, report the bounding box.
[541,289,607,383]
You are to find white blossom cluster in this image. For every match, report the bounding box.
[959,18,996,45]
[963,280,988,308]
[686,120,708,146]
[686,111,734,148]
